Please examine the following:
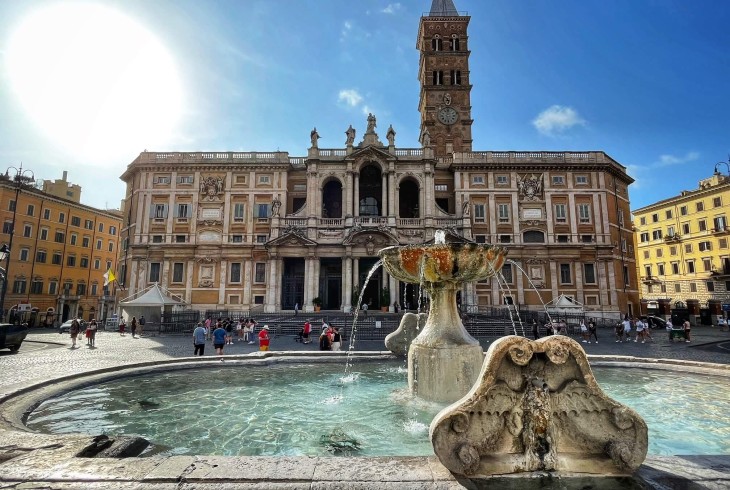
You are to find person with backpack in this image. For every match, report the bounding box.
[69,317,80,348]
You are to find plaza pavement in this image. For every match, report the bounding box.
[0,326,729,489]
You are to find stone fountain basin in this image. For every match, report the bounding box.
[378,243,507,284]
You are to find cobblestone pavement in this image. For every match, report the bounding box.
[1,325,728,393]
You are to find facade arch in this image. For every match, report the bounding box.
[398,177,421,218]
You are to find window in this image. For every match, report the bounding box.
[472,175,484,185]
[713,197,722,208]
[36,250,46,263]
[26,204,34,216]
[707,282,715,292]
[686,260,695,274]
[557,235,569,243]
[49,281,57,295]
[640,217,646,225]
[431,35,442,51]
[97,238,103,249]
[498,204,509,223]
[643,250,650,259]
[94,258,101,269]
[55,231,65,243]
[714,216,727,232]
[674,283,681,293]
[560,264,572,284]
[98,222,104,233]
[656,248,663,258]
[258,175,270,184]
[432,70,443,85]
[153,204,167,219]
[670,246,677,255]
[685,243,692,253]
[254,263,266,283]
[175,203,190,218]
[555,204,567,223]
[680,205,688,216]
[230,263,241,283]
[76,283,86,295]
[690,282,697,292]
[257,204,270,218]
[8,200,15,212]
[552,176,564,185]
[652,230,663,240]
[575,175,588,185]
[109,226,117,235]
[175,235,186,243]
[154,176,170,184]
[43,209,50,220]
[581,235,593,243]
[108,241,114,252]
[501,263,513,284]
[658,263,665,275]
[449,69,461,85]
[62,283,72,294]
[671,262,679,274]
[235,175,247,184]
[584,263,596,284]
[434,184,448,191]
[71,216,81,227]
[152,235,163,243]
[618,209,624,226]
[703,258,712,271]
[149,263,161,282]
[232,235,243,243]
[172,263,184,283]
[699,241,712,252]
[80,257,89,268]
[578,204,591,223]
[52,252,62,265]
[474,204,485,222]
[30,280,43,294]
[667,225,675,236]
[70,233,77,245]
[664,209,673,219]
[640,233,649,243]
[720,238,728,249]
[496,175,508,185]
[451,35,460,51]
[23,224,31,237]
[698,220,707,232]
[475,235,486,243]
[12,279,27,294]
[499,234,511,243]
[682,222,690,234]
[82,236,90,247]
[234,203,245,220]
[91,284,98,296]
[644,265,652,277]
[177,175,194,184]
[40,228,48,240]
[66,255,76,267]
[2,222,11,234]
[696,201,704,212]
[19,248,29,261]
[85,219,94,230]
[256,235,267,243]
[623,265,630,286]
[254,295,265,305]
[523,230,545,243]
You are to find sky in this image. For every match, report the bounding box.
[0,0,728,212]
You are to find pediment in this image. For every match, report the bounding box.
[348,145,395,162]
[342,229,399,253]
[266,231,317,247]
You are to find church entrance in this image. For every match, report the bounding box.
[281,258,305,310]
[319,258,342,310]
[358,257,384,309]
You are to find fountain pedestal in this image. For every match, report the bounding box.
[408,283,483,403]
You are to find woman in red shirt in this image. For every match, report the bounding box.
[258,325,270,351]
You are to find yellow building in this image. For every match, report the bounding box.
[0,176,122,326]
[632,167,730,323]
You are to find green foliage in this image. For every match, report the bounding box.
[312,296,323,306]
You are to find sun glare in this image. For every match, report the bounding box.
[6,3,183,161]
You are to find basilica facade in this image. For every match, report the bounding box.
[119,1,640,317]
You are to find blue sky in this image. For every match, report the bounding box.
[0,0,728,212]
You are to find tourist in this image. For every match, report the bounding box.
[666,318,674,341]
[321,319,329,334]
[588,318,598,343]
[138,315,145,337]
[236,318,244,342]
[615,322,624,342]
[204,316,212,340]
[362,302,368,318]
[331,327,342,351]
[635,318,645,343]
[86,319,98,347]
[580,319,589,343]
[683,319,691,342]
[118,318,126,336]
[225,319,233,345]
[531,319,540,340]
[212,321,227,357]
[258,325,271,351]
[319,328,331,350]
[69,317,80,348]
[294,302,299,317]
[248,319,257,344]
[622,316,632,343]
[131,316,138,338]
[193,322,206,356]
[303,320,312,344]
[544,321,554,336]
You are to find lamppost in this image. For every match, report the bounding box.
[0,164,34,322]
[714,157,730,176]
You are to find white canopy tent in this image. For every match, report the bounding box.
[119,283,186,325]
[545,294,584,316]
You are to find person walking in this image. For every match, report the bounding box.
[683,319,692,342]
[303,320,312,344]
[331,327,342,351]
[319,328,331,350]
[138,315,145,337]
[86,319,98,347]
[247,319,257,344]
[580,319,589,343]
[212,321,227,357]
[588,318,598,343]
[204,316,212,341]
[193,322,206,356]
[258,325,271,351]
[119,318,126,336]
[131,316,138,338]
[236,318,244,342]
[635,318,645,343]
[531,319,540,340]
[666,318,674,341]
[622,316,632,343]
[294,302,299,317]
[69,317,80,348]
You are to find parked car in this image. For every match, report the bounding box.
[642,315,668,329]
[58,319,87,333]
[0,323,29,352]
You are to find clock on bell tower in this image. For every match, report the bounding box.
[417,0,473,159]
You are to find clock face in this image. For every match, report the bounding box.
[437,106,458,125]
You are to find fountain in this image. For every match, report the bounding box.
[378,231,507,403]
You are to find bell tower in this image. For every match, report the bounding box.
[417,0,473,159]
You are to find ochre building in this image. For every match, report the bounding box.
[119,0,639,317]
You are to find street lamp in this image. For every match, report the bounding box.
[714,157,730,176]
[0,165,34,322]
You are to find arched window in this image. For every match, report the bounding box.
[451,35,460,51]
[523,230,545,243]
[431,35,442,51]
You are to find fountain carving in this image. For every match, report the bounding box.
[378,233,507,402]
[384,312,427,357]
[430,335,648,476]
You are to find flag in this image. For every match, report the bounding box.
[103,268,116,287]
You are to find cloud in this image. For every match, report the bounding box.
[381,3,402,14]
[655,151,700,167]
[532,105,586,136]
[338,89,363,107]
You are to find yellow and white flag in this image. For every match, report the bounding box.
[103,268,116,287]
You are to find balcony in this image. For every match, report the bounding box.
[712,226,729,235]
[641,275,662,285]
[664,234,681,242]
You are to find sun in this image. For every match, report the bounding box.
[6,3,184,161]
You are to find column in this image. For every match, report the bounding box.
[243,261,252,306]
[388,170,396,217]
[598,260,609,307]
[354,173,360,217]
[345,170,354,217]
[381,172,388,217]
[219,259,227,305]
[343,256,352,312]
[185,259,194,303]
[353,258,360,290]
[304,257,313,312]
[314,258,321,302]
[265,257,278,313]
[389,274,397,311]
[574,261,584,305]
